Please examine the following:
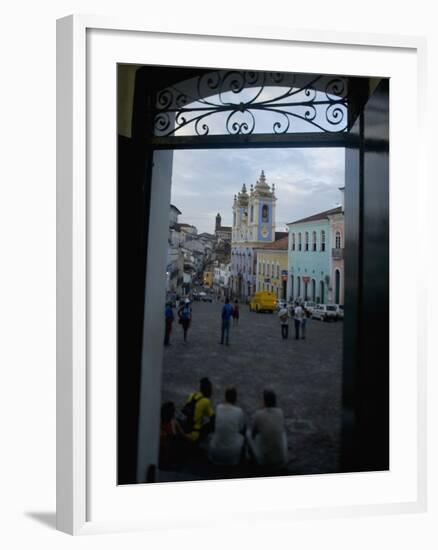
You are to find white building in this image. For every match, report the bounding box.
[231,170,285,300]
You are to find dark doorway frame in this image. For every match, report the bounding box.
[117,65,389,484]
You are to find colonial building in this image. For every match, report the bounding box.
[328,202,345,305]
[254,237,289,299]
[230,170,285,300]
[286,205,344,305]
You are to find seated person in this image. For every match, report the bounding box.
[159,401,190,470]
[246,389,288,469]
[209,387,245,466]
[184,377,215,443]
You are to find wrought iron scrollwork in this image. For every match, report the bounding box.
[153,71,348,137]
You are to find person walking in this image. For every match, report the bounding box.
[178,298,192,344]
[278,304,289,339]
[232,300,240,326]
[164,302,174,346]
[293,302,304,340]
[220,297,234,345]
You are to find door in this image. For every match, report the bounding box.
[335,270,340,304]
[342,79,389,472]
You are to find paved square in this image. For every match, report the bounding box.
[161,300,342,479]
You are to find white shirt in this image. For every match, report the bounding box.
[209,403,245,465]
[251,407,287,466]
[294,305,304,320]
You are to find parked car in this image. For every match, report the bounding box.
[199,291,213,302]
[312,304,339,322]
[249,291,276,313]
[302,301,316,315]
[276,299,287,311]
[334,304,344,320]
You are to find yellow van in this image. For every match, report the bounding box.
[249,291,276,313]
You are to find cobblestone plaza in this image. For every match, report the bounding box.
[161,300,343,480]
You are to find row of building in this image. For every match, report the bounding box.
[229,171,345,305]
[167,206,232,297]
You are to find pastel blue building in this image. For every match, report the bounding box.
[286,206,342,304]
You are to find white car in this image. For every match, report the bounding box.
[335,304,344,319]
[312,304,339,322]
[276,299,287,311]
[302,301,316,315]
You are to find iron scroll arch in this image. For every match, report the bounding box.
[153,70,349,138]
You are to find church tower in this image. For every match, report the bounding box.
[232,183,249,243]
[248,170,276,243]
[215,212,221,232]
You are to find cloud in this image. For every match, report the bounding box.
[171,148,344,233]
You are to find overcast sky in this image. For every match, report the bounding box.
[171,148,345,234]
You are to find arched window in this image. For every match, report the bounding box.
[305,232,309,251]
[233,212,236,226]
[262,262,265,276]
[298,232,302,251]
[335,230,341,249]
[312,231,317,251]
[321,230,326,252]
[292,233,296,251]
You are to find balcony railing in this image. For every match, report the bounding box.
[332,247,344,260]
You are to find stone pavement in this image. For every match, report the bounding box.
[161,300,343,480]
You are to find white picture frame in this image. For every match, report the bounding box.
[56,15,428,535]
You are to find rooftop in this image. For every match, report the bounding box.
[287,206,342,226]
[255,236,289,251]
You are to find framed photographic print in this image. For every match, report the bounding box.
[57,16,427,535]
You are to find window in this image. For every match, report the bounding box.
[321,230,326,252]
[277,264,280,278]
[305,232,309,251]
[250,205,254,222]
[298,232,302,251]
[312,231,317,251]
[292,233,296,251]
[233,212,236,226]
[335,230,341,249]
[267,263,270,276]
[262,262,265,276]
[258,262,261,275]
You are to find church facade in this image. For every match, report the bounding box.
[230,170,282,301]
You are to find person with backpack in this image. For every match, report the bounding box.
[178,298,192,344]
[182,377,215,443]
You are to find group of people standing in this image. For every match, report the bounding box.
[278,302,310,340]
[164,297,240,347]
[159,377,288,472]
